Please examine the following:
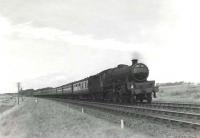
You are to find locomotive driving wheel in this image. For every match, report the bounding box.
[130,95,136,104]
[112,94,118,103]
[146,93,152,103]
[118,96,123,104]
[91,95,95,101]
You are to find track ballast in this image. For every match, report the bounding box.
[49,98,200,129]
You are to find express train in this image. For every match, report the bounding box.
[33,59,159,103]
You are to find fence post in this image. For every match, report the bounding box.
[35,98,38,103]
[121,119,124,129]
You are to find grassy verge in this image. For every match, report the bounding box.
[155,84,200,104]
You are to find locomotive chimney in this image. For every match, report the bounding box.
[132,59,138,65]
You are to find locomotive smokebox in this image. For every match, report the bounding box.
[132,59,138,65]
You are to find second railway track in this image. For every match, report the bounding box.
[136,102,200,113]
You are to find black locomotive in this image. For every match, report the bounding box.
[33,59,158,103]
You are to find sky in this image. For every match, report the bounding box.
[0,0,200,93]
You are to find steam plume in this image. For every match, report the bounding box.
[130,51,146,63]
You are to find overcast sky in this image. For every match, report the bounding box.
[0,0,200,93]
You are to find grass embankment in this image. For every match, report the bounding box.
[155,84,200,104]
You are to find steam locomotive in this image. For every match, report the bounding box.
[33,59,158,103]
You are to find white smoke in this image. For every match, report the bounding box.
[130,51,146,63]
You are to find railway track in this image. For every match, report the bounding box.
[136,102,200,113]
[50,98,200,129]
[152,101,200,108]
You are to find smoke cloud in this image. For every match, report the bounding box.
[130,51,145,63]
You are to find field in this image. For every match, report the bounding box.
[155,83,200,104]
[0,94,17,114]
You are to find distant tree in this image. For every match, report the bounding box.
[157,81,185,87]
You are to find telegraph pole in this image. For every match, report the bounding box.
[17,82,21,105]
[21,87,23,101]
